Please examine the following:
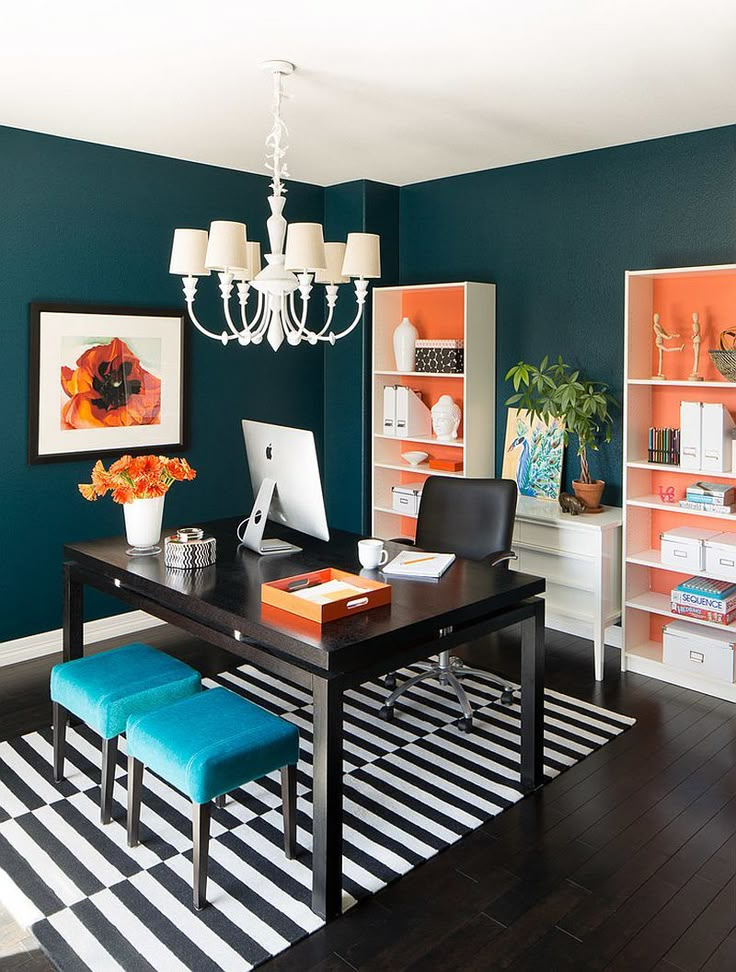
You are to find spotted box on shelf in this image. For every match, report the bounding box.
[415,340,464,374]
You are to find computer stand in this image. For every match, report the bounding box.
[240,478,303,556]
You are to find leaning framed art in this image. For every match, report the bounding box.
[28,303,187,464]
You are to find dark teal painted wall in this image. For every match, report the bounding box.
[323,180,400,533]
[0,125,325,643]
[400,125,736,503]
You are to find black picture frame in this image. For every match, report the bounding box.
[28,302,188,465]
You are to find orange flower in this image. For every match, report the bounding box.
[60,338,161,431]
[111,482,135,504]
[90,460,111,496]
[79,454,196,505]
[166,457,196,481]
[139,476,167,499]
[109,455,132,475]
[129,455,164,480]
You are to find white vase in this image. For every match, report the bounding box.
[123,496,165,554]
[431,395,462,441]
[393,317,418,372]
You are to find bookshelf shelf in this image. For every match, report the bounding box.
[622,263,736,699]
[371,283,495,541]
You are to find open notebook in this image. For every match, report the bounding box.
[382,550,456,579]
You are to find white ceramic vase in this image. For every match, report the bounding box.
[431,395,462,441]
[123,496,165,554]
[393,317,418,372]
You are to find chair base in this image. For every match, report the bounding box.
[380,652,516,731]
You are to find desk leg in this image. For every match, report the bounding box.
[63,564,84,663]
[521,598,545,791]
[311,677,343,920]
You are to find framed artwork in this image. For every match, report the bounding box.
[28,303,187,464]
[502,407,565,499]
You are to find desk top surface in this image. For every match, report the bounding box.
[65,518,544,673]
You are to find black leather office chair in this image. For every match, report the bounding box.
[380,476,519,732]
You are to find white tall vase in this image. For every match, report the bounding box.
[393,317,418,372]
[123,496,165,554]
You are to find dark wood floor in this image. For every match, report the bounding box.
[1,624,735,971]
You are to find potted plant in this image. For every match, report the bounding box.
[79,454,197,553]
[505,355,617,511]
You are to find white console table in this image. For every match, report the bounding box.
[510,496,623,680]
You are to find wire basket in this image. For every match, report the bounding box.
[709,350,736,382]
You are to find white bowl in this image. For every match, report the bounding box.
[401,451,429,466]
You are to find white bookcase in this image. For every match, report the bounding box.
[371,282,495,540]
[622,263,736,702]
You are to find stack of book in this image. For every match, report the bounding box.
[648,427,680,465]
[671,576,736,625]
[679,482,736,515]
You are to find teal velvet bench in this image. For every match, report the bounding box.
[126,686,300,910]
[50,643,201,823]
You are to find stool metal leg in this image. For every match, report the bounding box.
[193,802,211,911]
[214,794,226,809]
[100,736,118,824]
[52,702,67,783]
[127,756,144,848]
[281,764,297,859]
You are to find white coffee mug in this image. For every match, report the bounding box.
[358,538,389,569]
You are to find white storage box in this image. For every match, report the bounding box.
[663,619,736,684]
[660,527,721,572]
[704,532,736,582]
[391,481,424,516]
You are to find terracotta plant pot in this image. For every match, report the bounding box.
[572,479,605,513]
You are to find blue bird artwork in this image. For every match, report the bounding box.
[503,409,565,499]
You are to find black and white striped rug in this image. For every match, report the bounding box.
[0,662,634,971]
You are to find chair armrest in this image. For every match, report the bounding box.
[390,538,416,547]
[489,549,518,568]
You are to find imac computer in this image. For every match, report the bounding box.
[240,420,330,555]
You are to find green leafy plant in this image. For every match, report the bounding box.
[505,355,617,484]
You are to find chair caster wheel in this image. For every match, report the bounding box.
[500,689,514,706]
[384,673,397,691]
[458,716,473,733]
[379,705,394,721]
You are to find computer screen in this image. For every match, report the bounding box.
[240,420,329,554]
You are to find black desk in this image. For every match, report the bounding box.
[63,517,545,920]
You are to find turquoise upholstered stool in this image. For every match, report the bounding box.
[50,643,201,823]
[126,686,300,910]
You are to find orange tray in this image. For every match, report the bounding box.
[261,568,391,624]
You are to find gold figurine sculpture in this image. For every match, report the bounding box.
[652,313,684,380]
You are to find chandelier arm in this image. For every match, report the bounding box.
[251,295,275,342]
[240,289,265,332]
[182,277,238,345]
[316,280,369,343]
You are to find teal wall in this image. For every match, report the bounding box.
[323,180,400,532]
[5,119,736,643]
[0,125,325,643]
[400,124,736,503]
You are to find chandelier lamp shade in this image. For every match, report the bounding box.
[168,60,381,351]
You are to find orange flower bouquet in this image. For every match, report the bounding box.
[79,455,196,555]
[78,455,196,504]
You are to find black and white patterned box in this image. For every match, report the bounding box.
[415,339,464,373]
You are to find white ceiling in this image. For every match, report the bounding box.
[1,1,735,187]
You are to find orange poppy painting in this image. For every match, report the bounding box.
[60,336,162,430]
[29,304,185,464]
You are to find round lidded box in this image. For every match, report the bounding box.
[164,527,216,570]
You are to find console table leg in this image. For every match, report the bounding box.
[63,564,84,663]
[521,598,545,791]
[311,677,343,920]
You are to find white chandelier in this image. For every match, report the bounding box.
[168,60,381,352]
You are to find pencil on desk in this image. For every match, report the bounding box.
[404,555,436,566]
